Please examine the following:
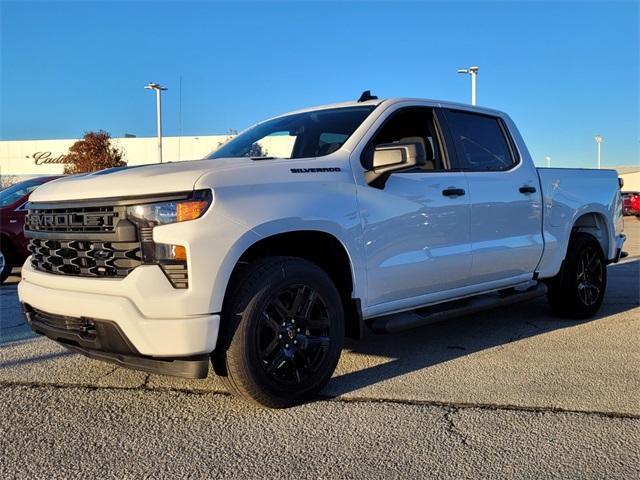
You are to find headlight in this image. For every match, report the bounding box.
[126,189,213,227]
[124,190,212,289]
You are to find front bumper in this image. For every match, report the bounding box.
[22,304,210,378]
[18,262,220,359]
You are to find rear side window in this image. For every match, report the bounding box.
[444,110,516,171]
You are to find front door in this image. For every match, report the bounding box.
[355,107,472,309]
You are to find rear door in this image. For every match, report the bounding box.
[441,108,543,285]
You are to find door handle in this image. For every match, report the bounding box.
[519,185,537,194]
[442,188,466,197]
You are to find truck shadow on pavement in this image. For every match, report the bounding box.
[1,261,638,399]
[0,350,72,369]
[326,260,639,398]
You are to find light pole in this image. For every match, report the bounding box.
[594,135,603,169]
[545,155,551,168]
[457,66,479,106]
[144,82,168,163]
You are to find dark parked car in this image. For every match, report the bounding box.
[622,191,640,216]
[0,176,63,283]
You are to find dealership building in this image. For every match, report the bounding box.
[1,134,639,191]
[0,134,230,182]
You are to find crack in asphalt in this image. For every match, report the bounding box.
[443,407,470,446]
[98,365,120,381]
[1,380,638,420]
[500,319,549,346]
[325,394,640,420]
[0,380,224,397]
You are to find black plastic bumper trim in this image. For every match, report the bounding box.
[22,304,210,379]
[63,345,210,379]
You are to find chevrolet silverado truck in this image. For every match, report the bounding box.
[19,94,625,408]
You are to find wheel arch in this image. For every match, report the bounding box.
[218,229,364,340]
[537,199,620,279]
[571,211,611,258]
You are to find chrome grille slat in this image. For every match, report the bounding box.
[160,264,189,289]
[29,238,142,278]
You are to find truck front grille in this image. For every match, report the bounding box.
[25,196,189,287]
[28,238,142,278]
[25,206,120,234]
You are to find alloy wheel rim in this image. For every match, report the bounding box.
[0,251,5,272]
[257,284,331,385]
[576,247,603,307]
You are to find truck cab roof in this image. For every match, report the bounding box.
[281,97,506,119]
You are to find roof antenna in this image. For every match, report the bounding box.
[357,90,378,102]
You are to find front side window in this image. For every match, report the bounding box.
[444,110,516,171]
[209,106,375,160]
[363,107,444,171]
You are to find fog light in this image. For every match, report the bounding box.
[154,243,187,262]
[153,244,189,289]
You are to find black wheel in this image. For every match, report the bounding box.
[0,242,13,284]
[546,232,607,319]
[216,256,344,408]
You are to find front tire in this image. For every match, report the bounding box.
[0,243,13,284]
[546,232,607,319]
[216,257,344,408]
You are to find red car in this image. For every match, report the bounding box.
[0,176,63,283]
[622,191,640,216]
[630,193,640,217]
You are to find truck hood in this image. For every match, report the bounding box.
[29,158,252,202]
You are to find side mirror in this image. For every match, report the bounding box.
[365,141,427,188]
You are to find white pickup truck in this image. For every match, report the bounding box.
[19,94,625,407]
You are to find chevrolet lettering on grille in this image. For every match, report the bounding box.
[26,209,117,233]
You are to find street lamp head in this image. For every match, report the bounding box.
[458,66,479,75]
[594,135,603,144]
[145,82,167,91]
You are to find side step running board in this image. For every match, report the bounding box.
[367,283,547,334]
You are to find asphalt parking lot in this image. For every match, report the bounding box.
[1,220,639,479]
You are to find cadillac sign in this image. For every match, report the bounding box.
[29,151,72,166]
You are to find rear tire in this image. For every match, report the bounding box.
[215,256,344,408]
[546,232,607,319]
[0,243,13,284]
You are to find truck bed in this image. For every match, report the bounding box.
[536,167,623,278]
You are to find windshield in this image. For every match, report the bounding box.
[0,178,44,207]
[208,106,375,160]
